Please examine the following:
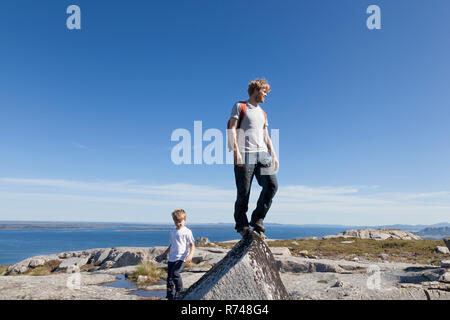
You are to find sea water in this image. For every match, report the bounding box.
[0,224,347,265]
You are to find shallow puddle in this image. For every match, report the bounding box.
[101,274,166,299]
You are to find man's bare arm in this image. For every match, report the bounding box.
[264,126,279,172]
[229,118,243,166]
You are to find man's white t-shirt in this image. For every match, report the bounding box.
[230,100,269,153]
[169,226,195,262]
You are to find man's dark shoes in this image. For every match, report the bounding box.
[250,219,265,233]
[250,220,267,239]
[237,226,251,237]
[253,229,268,240]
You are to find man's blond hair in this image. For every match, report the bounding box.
[172,209,186,221]
[248,78,271,97]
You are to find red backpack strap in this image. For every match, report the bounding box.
[238,101,247,123]
[237,101,247,129]
[228,101,247,129]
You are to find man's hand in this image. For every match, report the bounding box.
[234,151,244,167]
[273,156,279,172]
[185,255,193,264]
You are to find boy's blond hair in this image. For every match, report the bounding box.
[172,209,186,221]
[248,78,271,97]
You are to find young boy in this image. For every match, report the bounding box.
[158,209,195,300]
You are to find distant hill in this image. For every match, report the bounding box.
[413,227,450,239]
[1,221,449,233]
[374,222,450,232]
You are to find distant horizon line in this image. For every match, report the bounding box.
[0,219,448,228]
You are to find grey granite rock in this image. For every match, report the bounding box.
[91,248,113,266]
[276,256,367,274]
[3,245,450,300]
[196,237,216,246]
[436,246,450,254]
[5,255,61,275]
[282,272,450,300]
[181,231,289,300]
[323,228,421,240]
[444,237,450,251]
[270,247,291,256]
[0,272,138,300]
[440,272,450,283]
[57,257,91,271]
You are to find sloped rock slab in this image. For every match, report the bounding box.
[181,231,289,300]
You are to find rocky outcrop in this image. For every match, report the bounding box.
[181,231,289,300]
[2,243,450,300]
[0,272,138,300]
[276,256,367,274]
[5,247,167,275]
[5,255,61,275]
[195,237,216,246]
[323,228,422,240]
[436,246,450,254]
[270,247,291,256]
[444,237,450,251]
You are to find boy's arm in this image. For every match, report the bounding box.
[185,242,195,264]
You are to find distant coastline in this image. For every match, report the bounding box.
[1,221,449,231]
[0,221,448,266]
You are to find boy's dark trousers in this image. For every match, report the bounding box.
[234,151,278,231]
[166,260,185,299]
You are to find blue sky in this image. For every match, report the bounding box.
[0,0,449,225]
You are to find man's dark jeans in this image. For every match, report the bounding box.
[234,152,278,231]
[166,260,185,299]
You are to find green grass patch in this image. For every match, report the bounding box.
[216,242,237,249]
[0,265,11,275]
[267,238,448,266]
[80,263,95,272]
[28,266,52,276]
[216,238,448,266]
[184,261,197,269]
[183,261,212,269]
[23,260,62,276]
[196,243,218,248]
[128,261,166,286]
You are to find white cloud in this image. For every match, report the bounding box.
[0,177,449,225]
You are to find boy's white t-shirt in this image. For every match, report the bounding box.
[169,226,195,262]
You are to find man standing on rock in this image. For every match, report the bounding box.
[228,79,279,237]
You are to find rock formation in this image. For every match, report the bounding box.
[444,237,450,251]
[2,242,450,300]
[436,246,450,254]
[181,231,289,300]
[323,228,422,240]
[5,247,167,275]
[195,237,215,246]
